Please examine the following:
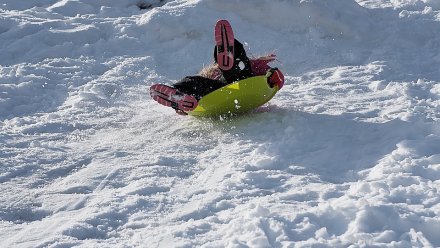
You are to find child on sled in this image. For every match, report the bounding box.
[150,19,284,114]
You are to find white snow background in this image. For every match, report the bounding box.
[1,0,440,247]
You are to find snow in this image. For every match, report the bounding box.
[1,0,439,247]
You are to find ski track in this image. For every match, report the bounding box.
[1,0,440,247]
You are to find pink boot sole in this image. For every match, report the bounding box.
[215,19,235,70]
[150,84,198,112]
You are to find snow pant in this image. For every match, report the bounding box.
[214,39,253,83]
[173,39,253,99]
[173,76,227,100]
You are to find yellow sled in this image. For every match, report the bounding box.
[188,76,279,117]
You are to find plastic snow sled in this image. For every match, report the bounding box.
[187,75,279,117]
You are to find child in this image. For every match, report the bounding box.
[150,20,284,114]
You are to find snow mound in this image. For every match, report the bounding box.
[206,0,372,40]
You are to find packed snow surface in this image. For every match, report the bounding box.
[1,0,440,247]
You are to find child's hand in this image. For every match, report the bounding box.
[266,68,284,89]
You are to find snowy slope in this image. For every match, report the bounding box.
[1,0,439,247]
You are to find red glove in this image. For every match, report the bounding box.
[266,68,284,89]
